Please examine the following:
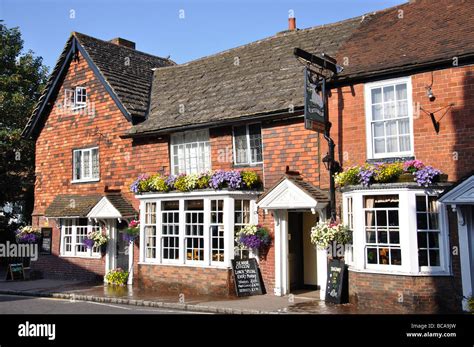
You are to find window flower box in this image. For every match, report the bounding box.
[130,170,261,194]
[335,160,446,188]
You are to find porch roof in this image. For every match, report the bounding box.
[44,193,137,218]
[257,174,329,211]
[438,172,474,205]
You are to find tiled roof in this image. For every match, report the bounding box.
[130,17,361,135]
[130,0,474,135]
[74,33,175,118]
[257,174,329,204]
[44,194,102,218]
[22,32,174,138]
[105,193,137,218]
[44,193,137,218]
[336,0,474,81]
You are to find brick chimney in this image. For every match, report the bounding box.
[109,37,136,50]
[288,17,296,31]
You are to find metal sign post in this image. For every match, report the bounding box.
[294,48,343,221]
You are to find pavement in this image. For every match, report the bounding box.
[0,277,361,314]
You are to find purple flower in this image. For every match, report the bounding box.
[130,174,149,193]
[16,233,39,244]
[165,175,177,189]
[226,170,242,189]
[209,170,227,189]
[413,166,442,187]
[239,235,262,249]
[122,233,137,243]
[358,167,374,187]
[83,238,95,249]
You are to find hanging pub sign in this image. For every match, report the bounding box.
[304,67,326,132]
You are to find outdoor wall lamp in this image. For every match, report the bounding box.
[322,153,331,171]
[426,86,436,101]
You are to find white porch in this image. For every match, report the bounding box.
[257,175,329,300]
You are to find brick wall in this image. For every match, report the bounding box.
[137,264,234,296]
[262,118,321,189]
[329,64,474,181]
[349,271,462,313]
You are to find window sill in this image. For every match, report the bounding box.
[349,267,452,277]
[366,155,414,163]
[138,261,230,270]
[71,178,100,184]
[233,162,263,168]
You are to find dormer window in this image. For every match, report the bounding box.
[65,87,87,110]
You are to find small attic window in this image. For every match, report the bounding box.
[64,87,87,110]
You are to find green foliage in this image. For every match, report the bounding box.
[334,166,359,187]
[0,23,48,232]
[105,268,129,286]
[196,174,210,189]
[174,175,190,192]
[468,297,474,313]
[241,170,259,188]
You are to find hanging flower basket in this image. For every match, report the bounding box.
[310,221,352,250]
[83,228,109,251]
[120,219,140,243]
[15,226,41,244]
[235,224,272,253]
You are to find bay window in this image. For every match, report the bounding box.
[138,192,259,268]
[344,188,448,275]
[233,123,263,165]
[170,129,211,175]
[73,147,99,182]
[365,77,413,159]
[60,218,100,257]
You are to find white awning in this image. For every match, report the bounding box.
[87,196,122,219]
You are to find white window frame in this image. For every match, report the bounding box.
[415,194,445,273]
[232,123,264,166]
[74,87,87,109]
[60,218,101,258]
[64,87,87,110]
[137,191,260,269]
[364,77,414,159]
[170,129,211,175]
[345,188,449,276]
[363,194,402,270]
[72,147,99,183]
[342,195,354,265]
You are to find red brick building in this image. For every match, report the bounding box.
[23,0,474,312]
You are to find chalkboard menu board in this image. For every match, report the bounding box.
[231,258,264,297]
[325,259,346,304]
[6,263,24,281]
[40,228,52,255]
